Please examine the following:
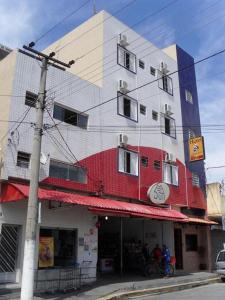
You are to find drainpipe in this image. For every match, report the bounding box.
[120,217,123,275]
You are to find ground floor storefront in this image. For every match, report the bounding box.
[0,183,212,288]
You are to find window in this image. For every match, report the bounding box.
[117,92,138,122]
[25,91,38,107]
[140,104,146,115]
[39,228,77,268]
[158,71,173,95]
[117,45,136,73]
[139,60,145,69]
[217,251,225,262]
[53,104,88,129]
[150,67,156,76]
[49,160,87,183]
[185,234,198,251]
[161,114,176,138]
[192,173,200,187]
[17,151,30,168]
[185,89,193,104]
[163,162,178,186]
[153,160,161,170]
[118,148,139,176]
[141,156,148,167]
[152,110,158,121]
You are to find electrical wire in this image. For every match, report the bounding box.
[54,0,139,54]
[45,108,99,184]
[47,0,221,95]
[47,0,182,92]
[47,47,225,129]
[0,107,32,145]
[45,130,76,163]
[47,8,225,101]
[34,0,91,45]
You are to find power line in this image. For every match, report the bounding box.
[47,47,225,129]
[45,130,76,163]
[45,108,99,184]
[33,0,91,45]
[45,108,79,163]
[47,0,181,92]
[47,0,221,95]
[54,0,139,54]
[47,7,225,100]
[0,107,32,145]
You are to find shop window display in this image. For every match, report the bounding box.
[39,228,77,268]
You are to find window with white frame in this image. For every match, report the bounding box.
[161,114,176,138]
[118,148,139,176]
[49,160,87,184]
[117,92,138,122]
[53,104,88,129]
[158,71,173,95]
[192,173,200,187]
[163,162,178,186]
[117,45,136,73]
[185,89,193,104]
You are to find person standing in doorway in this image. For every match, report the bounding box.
[162,244,170,276]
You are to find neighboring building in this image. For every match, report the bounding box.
[0,43,12,61]
[0,11,212,285]
[207,182,225,266]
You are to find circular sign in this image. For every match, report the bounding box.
[147,183,170,205]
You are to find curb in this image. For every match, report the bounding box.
[98,277,220,300]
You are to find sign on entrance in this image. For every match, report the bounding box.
[147,182,170,204]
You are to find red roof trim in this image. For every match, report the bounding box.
[0,183,188,222]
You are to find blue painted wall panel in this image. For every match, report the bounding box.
[176,45,206,189]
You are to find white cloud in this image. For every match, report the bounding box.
[0,0,36,48]
[198,77,225,183]
[193,3,225,184]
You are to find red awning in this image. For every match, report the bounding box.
[0,183,188,222]
[188,217,218,225]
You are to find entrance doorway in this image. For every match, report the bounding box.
[98,216,174,275]
[0,224,20,283]
[174,228,183,269]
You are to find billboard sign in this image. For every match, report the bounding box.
[189,136,205,162]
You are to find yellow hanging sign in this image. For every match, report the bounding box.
[189,136,205,162]
[39,236,54,268]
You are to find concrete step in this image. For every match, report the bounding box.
[98,276,221,300]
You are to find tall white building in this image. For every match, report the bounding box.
[0,11,212,286]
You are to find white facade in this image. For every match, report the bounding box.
[0,11,195,285]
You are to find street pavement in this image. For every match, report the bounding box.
[127,283,225,300]
[0,272,220,300]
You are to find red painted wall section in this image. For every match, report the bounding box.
[42,147,206,210]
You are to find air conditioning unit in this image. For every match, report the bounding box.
[160,61,169,73]
[165,152,174,163]
[118,80,128,94]
[118,133,128,147]
[164,104,173,115]
[119,34,129,47]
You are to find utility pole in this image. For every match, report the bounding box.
[20,44,74,300]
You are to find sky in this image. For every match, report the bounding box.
[0,0,225,184]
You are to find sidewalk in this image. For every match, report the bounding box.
[0,272,220,300]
